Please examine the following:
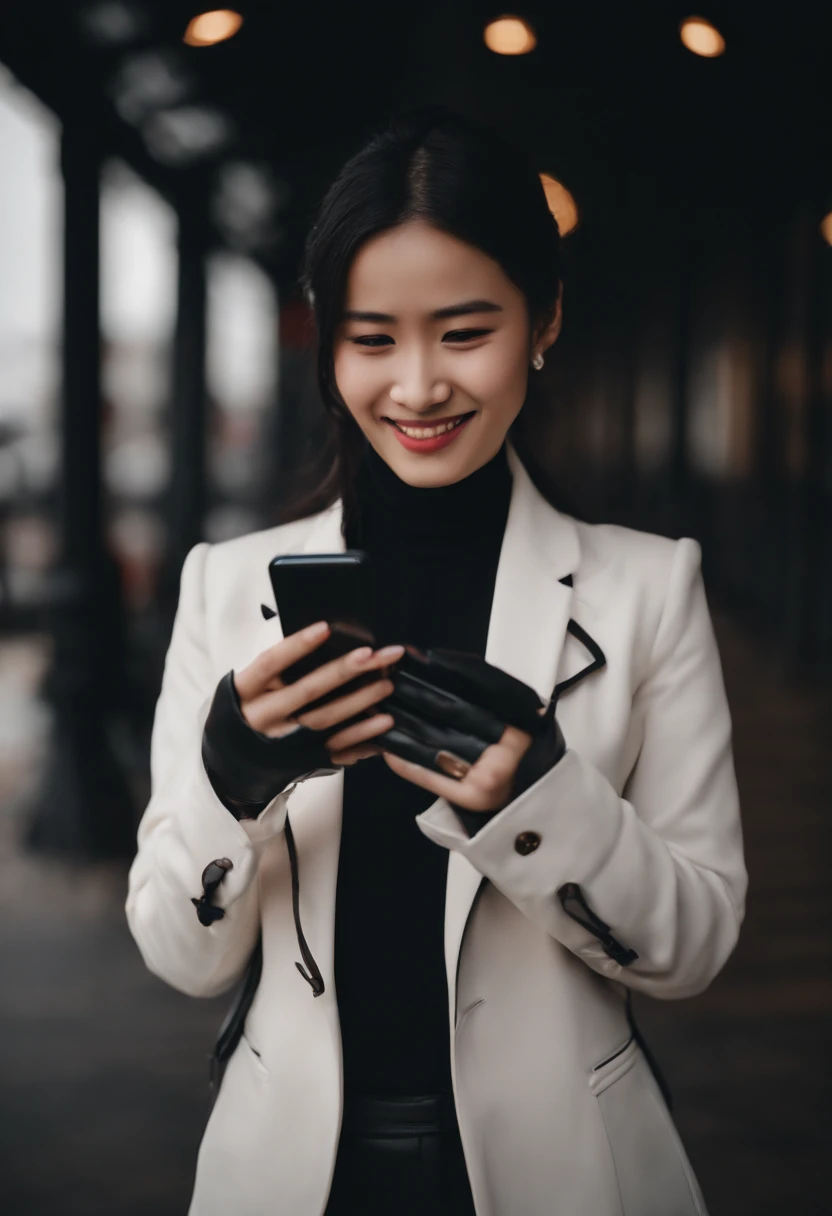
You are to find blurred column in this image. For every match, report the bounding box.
[159,193,208,616]
[773,208,818,665]
[749,210,788,639]
[813,233,832,667]
[27,122,135,859]
[666,222,694,536]
[264,293,318,515]
[790,205,832,666]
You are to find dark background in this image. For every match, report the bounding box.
[0,3,829,1213]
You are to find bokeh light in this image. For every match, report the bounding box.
[540,173,579,235]
[484,16,537,56]
[820,212,832,246]
[680,16,726,58]
[183,9,243,48]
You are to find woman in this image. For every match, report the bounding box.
[126,106,747,1216]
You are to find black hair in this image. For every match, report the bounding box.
[279,104,565,531]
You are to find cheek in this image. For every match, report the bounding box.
[333,349,384,412]
[462,339,529,406]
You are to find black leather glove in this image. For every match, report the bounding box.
[509,711,567,798]
[376,645,563,775]
[201,671,340,821]
[374,646,567,837]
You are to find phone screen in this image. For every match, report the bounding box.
[268,551,376,689]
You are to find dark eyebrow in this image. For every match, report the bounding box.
[340,299,504,323]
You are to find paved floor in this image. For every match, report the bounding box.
[0,612,829,1215]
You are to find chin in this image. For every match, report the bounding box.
[384,447,478,488]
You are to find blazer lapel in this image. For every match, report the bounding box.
[429,440,581,1023]
[488,441,579,700]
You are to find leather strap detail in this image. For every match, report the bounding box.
[284,815,325,996]
[191,857,233,926]
[554,574,608,699]
[556,882,639,966]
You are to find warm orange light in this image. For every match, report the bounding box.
[680,16,725,57]
[540,174,579,235]
[821,212,832,246]
[484,16,537,55]
[183,10,243,47]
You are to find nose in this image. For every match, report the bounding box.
[388,347,451,414]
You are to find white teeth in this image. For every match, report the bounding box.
[395,416,468,439]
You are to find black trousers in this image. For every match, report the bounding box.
[324,1090,478,1216]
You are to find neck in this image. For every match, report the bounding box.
[352,439,513,549]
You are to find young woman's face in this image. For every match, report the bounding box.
[332,220,560,487]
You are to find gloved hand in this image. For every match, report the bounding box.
[375,645,567,798]
[201,671,340,820]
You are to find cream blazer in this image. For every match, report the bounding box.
[126,440,747,1216]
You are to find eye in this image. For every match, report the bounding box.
[443,328,494,343]
[350,334,393,347]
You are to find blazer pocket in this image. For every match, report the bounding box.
[590,1040,707,1216]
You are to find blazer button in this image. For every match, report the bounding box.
[514,831,541,855]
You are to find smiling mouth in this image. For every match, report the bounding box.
[384,412,475,438]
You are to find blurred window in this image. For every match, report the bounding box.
[0,67,61,616]
[101,159,176,610]
[205,251,278,542]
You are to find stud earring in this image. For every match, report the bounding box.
[531,352,545,370]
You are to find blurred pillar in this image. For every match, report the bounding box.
[774,209,815,665]
[813,238,832,668]
[279,295,318,498]
[790,206,832,666]
[756,219,787,493]
[27,122,135,859]
[749,210,788,641]
[160,194,209,616]
[257,292,320,521]
[604,316,638,518]
[666,223,694,535]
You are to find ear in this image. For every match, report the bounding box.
[532,283,564,355]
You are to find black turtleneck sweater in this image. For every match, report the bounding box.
[337,438,513,1096]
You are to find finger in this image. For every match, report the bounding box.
[323,712,395,754]
[380,751,458,799]
[461,729,530,783]
[380,749,511,812]
[246,647,386,731]
[235,621,331,700]
[328,744,382,766]
[443,727,529,793]
[499,724,535,754]
[258,645,402,725]
[297,676,395,733]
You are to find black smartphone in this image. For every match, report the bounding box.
[268,551,378,708]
